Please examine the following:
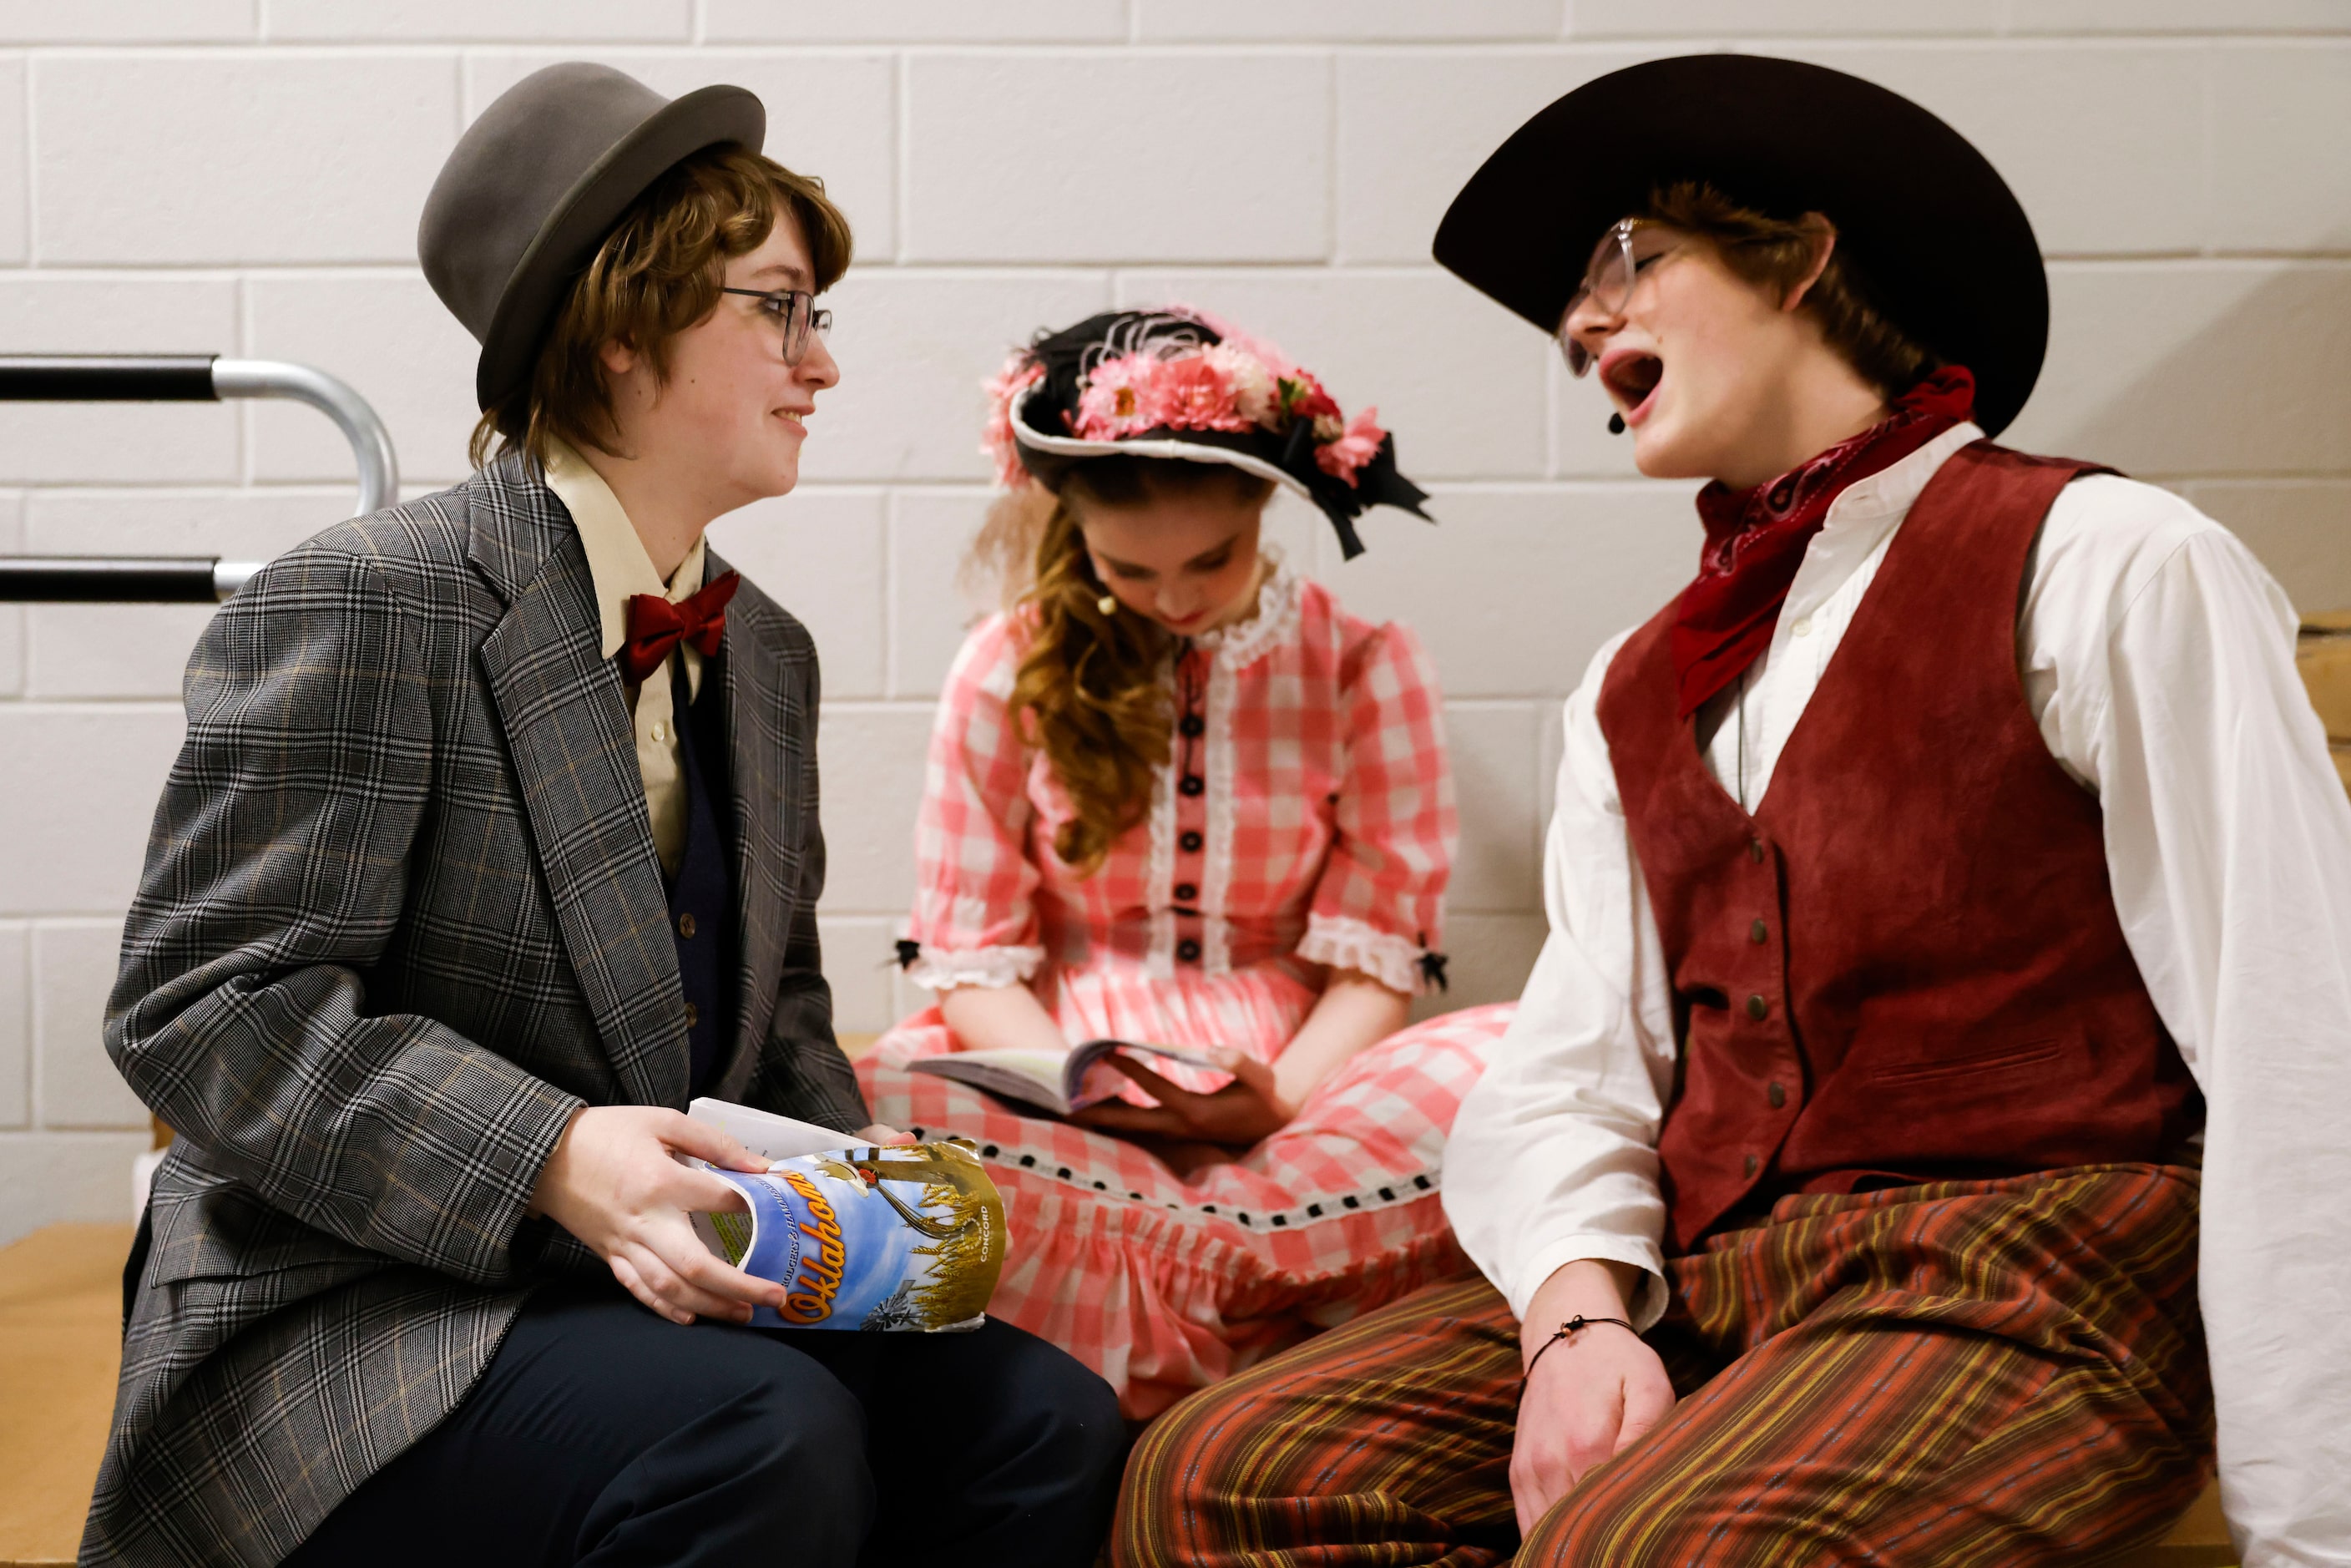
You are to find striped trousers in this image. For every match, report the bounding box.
[1115,1164,2212,1567]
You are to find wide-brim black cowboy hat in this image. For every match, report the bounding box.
[420,63,765,412]
[1432,54,2046,437]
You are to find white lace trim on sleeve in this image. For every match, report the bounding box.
[1297,914,1429,997]
[903,943,1044,992]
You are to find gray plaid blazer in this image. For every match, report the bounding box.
[83,455,869,1566]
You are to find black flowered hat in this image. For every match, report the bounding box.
[983,307,1431,559]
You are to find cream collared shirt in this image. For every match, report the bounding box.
[544,439,709,878]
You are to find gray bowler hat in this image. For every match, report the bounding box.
[419,63,765,412]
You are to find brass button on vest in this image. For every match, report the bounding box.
[1767,1081,1786,1108]
[1746,994,1768,1020]
[1747,837,1766,862]
[677,912,696,939]
[684,1002,700,1028]
[1742,1154,1759,1176]
[1750,918,1767,943]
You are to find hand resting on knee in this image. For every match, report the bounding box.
[1511,1258,1678,1532]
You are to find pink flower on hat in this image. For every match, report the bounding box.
[981,353,1044,488]
[1316,405,1388,486]
[1186,309,1301,384]
[1069,352,1258,443]
[1073,353,1169,440]
[1153,356,1257,435]
[978,306,1395,498]
[1202,343,1277,426]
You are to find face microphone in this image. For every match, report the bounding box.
[1608,412,1626,436]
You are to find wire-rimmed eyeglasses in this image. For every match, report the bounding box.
[720,287,834,367]
[1555,219,1665,378]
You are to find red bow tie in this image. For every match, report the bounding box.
[618,570,741,685]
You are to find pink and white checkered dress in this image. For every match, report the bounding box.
[858,564,1509,1416]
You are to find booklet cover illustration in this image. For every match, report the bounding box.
[698,1140,1009,1333]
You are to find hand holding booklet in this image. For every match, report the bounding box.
[906,1038,1224,1116]
[683,1097,1008,1333]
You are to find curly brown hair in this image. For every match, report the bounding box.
[469,143,853,470]
[967,456,1276,874]
[1644,181,1940,400]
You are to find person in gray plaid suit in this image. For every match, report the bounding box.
[86,64,1122,1568]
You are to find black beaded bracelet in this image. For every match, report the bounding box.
[1519,1313,1637,1394]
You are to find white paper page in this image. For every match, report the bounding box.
[911,1053,1074,1115]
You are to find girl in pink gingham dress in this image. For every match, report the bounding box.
[857,308,1509,1416]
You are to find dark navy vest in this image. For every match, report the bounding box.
[665,657,737,1097]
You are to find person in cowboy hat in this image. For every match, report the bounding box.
[89,63,1120,1567]
[1115,54,2351,1566]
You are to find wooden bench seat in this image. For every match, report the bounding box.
[0,1221,2241,1566]
[1,1223,136,1568]
[2300,611,2351,793]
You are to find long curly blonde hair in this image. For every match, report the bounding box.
[966,456,1275,874]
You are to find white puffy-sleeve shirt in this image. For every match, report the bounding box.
[1443,425,2351,1567]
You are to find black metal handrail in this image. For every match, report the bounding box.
[0,355,400,603]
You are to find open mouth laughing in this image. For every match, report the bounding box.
[1600,348,1664,425]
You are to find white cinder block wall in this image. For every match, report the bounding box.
[3,2,2348,1244]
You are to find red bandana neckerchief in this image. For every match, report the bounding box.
[1668,365,1978,719]
[618,569,741,685]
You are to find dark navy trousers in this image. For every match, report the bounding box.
[285,1276,1125,1567]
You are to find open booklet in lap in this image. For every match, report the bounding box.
[907,1039,1221,1118]
[681,1097,1009,1333]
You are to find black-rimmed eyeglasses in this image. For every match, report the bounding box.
[720,287,833,367]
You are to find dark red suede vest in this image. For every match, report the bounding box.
[1598,443,2203,1254]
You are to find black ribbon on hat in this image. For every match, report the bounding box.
[1301,431,1429,561]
